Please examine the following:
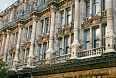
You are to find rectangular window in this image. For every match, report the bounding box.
[60,12,64,26]
[38,44,41,60]
[29,26,32,38]
[43,43,47,59]
[66,9,71,25]
[45,19,49,34]
[71,33,74,44]
[86,1,90,17]
[72,6,75,22]
[85,30,90,50]
[103,0,107,10]
[94,27,100,48]
[93,0,99,15]
[59,38,62,56]
[41,21,44,34]
[64,37,69,54]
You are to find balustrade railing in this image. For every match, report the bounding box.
[78,46,105,59]
[51,54,71,64]
[102,10,107,17]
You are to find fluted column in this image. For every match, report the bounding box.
[13,24,23,62]
[1,32,5,56]
[46,7,55,61]
[105,0,116,53]
[3,30,10,62]
[70,0,80,59]
[27,15,37,67]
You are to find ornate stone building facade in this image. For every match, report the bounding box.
[0,0,116,78]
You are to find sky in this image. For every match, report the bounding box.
[0,0,15,12]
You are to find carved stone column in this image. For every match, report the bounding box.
[27,15,37,67]
[46,6,55,61]
[3,30,10,62]
[1,32,5,56]
[71,0,80,59]
[13,24,23,68]
[104,0,116,53]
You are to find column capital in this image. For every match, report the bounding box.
[50,5,57,12]
[6,29,11,35]
[18,23,24,28]
[2,31,6,36]
[32,15,38,22]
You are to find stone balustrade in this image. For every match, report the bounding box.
[78,46,105,59]
[51,54,71,64]
[102,10,107,17]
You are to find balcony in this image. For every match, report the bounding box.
[78,46,105,59]
[51,54,71,64]
[83,10,107,24]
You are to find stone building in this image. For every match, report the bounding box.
[0,0,116,78]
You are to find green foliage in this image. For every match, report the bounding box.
[0,59,13,78]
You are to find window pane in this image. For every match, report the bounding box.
[43,43,47,59]
[86,42,90,50]
[85,30,90,49]
[65,37,69,54]
[93,0,99,15]
[61,12,64,26]
[85,30,90,41]
[67,10,71,25]
[103,0,107,10]
[94,27,100,48]
[86,1,90,17]
[59,39,62,56]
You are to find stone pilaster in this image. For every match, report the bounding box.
[98,0,102,16]
[24,0,28,14]
[40,44,43,60]
[90,27,93,48]
[0,16,3,28]
[46,6,55,61]
[1,32,5,56]
[27,15,37,67]
[90,0,93,17]
[104,0,116,53]
[3,30,10,62]
[70,0,80,59]
[99,23,102,47]
[62,37,65,55]
[12,24,23,70]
